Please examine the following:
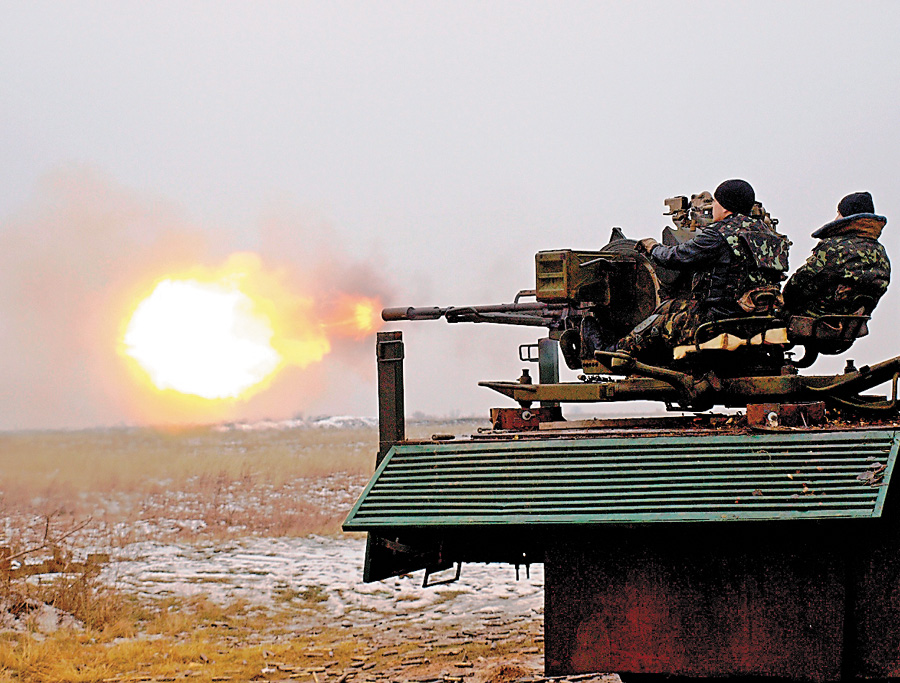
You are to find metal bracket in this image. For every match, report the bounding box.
[514,289,537,303]
[422,562,462,587]
[376,338,405,361]
[824,371,900,414]
[519,343,540,362]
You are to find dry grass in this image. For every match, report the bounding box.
[0,424,382,543]
[0,419,487,543]
[9,576,135,635]
[0,418,485,501]
[0,623,544,683]
[0,418,507,681]
[0,514,139,641]
[0,424,377,496]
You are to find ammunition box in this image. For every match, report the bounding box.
[535,250,606,303]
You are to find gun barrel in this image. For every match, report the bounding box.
[382,306,447,321]
[382,302,551,323]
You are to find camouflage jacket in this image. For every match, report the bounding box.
[649,213,790,315]
[783,214,890,317]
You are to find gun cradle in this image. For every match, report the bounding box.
[382,197,893,416]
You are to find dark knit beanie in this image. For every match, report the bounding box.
[838,191,875,217]
[713,179,756,215]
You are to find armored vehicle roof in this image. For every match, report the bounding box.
[345,417,899,531]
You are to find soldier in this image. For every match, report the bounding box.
[782,191,890,321]
[607,179,790,363]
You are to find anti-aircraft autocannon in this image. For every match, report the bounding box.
[347,194,900,683]
[385,194,899,416]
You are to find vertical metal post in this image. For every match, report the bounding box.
[538,337,559,408]
[376,331,405,464]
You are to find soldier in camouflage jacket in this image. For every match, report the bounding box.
[783,192,890,319]
[612,179,790,362]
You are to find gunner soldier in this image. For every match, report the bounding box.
[608,178,791,363]
[783,191,890,322]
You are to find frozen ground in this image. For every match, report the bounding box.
[108,535,544,631]
[105,536,564,682]
[0,420,628,681]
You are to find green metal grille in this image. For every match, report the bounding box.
[343,430,899,530]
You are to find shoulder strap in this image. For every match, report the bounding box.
[738,231,791,273]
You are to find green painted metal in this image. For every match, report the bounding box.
[343,430,899,530]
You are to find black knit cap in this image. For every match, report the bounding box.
[713,179,756,215]
[838,191,875,217]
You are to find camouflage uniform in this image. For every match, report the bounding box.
[617,213,790,362]
[783,214,890,318]
[615,297,701,363]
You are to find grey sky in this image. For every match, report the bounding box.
[2,1,899,429]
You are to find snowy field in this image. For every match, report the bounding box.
[108,535,545,633]
[0,421,631,682]
[3,418,544,631]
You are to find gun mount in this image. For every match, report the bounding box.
[385,196,897,416]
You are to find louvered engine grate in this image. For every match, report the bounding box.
[344,430,899,530]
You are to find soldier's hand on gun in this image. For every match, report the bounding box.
[636,238,659,255]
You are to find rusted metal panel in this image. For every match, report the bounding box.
[846,483,900,680]
[366,330,417,582]
[376,331,405,464]
[747,401,826,427]
[545,532,846,681]
[490,406,563,431]
[545,487,900,682]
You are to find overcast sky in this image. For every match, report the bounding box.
[2,1,900,430]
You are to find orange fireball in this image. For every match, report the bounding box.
[123,278,281,399]
[120,253,381,404]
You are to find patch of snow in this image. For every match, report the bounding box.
[105,536,543,627]
[0,599,83,635]
[213,416,378,432]
[214,418,308,432]
[308,416,378,429]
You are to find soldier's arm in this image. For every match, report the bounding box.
[782,245,830,308]
[649,228,724,269]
